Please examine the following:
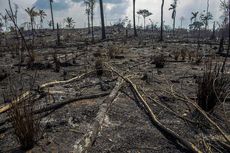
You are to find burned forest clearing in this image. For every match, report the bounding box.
[0,0,230,152]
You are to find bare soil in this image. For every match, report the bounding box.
[0,29,229,153]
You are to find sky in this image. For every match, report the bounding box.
[0,0,224,29]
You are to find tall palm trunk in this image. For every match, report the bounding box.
[49,0,54,30]
[4,20,8,31]
[173,15,176,36]
[133,0,137,36]
[160,0,164,41]
[40,19,43,29]
[30,17,34,32]
[144,17,146,30]
[87,13,90,34]
[99,0,106,40]
[205,0,210,30]
[91,11,94,42]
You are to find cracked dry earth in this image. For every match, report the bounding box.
[0,39,230,153]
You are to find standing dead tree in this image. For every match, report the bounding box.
[99,0,106,40]
[220,0,230,73]
[133,0,137,37]
[160,0,165,41]
[49,0,55,30]
[6,0,35,66]
[84,0,91,34]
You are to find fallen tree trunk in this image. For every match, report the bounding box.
[73,78,123,153]
[127,79,201,152]
[106,64,202,153]
[161,86,230,144]
[0,91,31,114]
[0,92,110,130]
[39,71,94,89]
[0,71,94,114]
[35,92,110,114]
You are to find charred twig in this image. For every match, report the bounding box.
[5,9,33,60]
[0,71,95,114]
[163,86,230,144]
[35,91,111,114]
[106,64,202,153]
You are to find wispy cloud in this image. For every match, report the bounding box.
[72,0,128,4]
[34,0,71,11]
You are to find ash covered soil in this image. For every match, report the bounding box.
[0,29,230,153]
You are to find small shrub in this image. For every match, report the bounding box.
[197,64,229,112]
[0,69,8,81]
[181,48,187,61]
[53,53,61,72]
[141,72,150,84]
[108,45,119,59]
[195,55,203,65]
[188,51,195,61]
[95,59,104,77]
[8,96,41,150]
[93,50,102,58]
[173,51,180,61]
[154,54,165,68]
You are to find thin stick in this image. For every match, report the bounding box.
[106,64,202,153]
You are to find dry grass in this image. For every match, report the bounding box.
[8,96,41,150]
[181,48,187,61]
[188,51,195,61]
[95,59,104,77]
[197,62,230,112]
[173,51,180,61]
[53,52,61,72]
[107,44,122,59]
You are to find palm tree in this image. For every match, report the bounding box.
[133,0,137,36]
[49,0,55,30]
[14,3,19,25]
[205,0,210,30]
[99,0,106,40]
[191,11,199,23]
[180,16,185,29]
[88,0,96,42]
[169,0,178,36]
[38,9,47,29]
[0,14,9,31]
[200,11,213,30]
[0,22,3,32]
[137,9,152,30]
[64,17,75,29]
[84,0,91,34]
[48,20,52,29]
[25,7,38,31]
[160,0,165,41]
